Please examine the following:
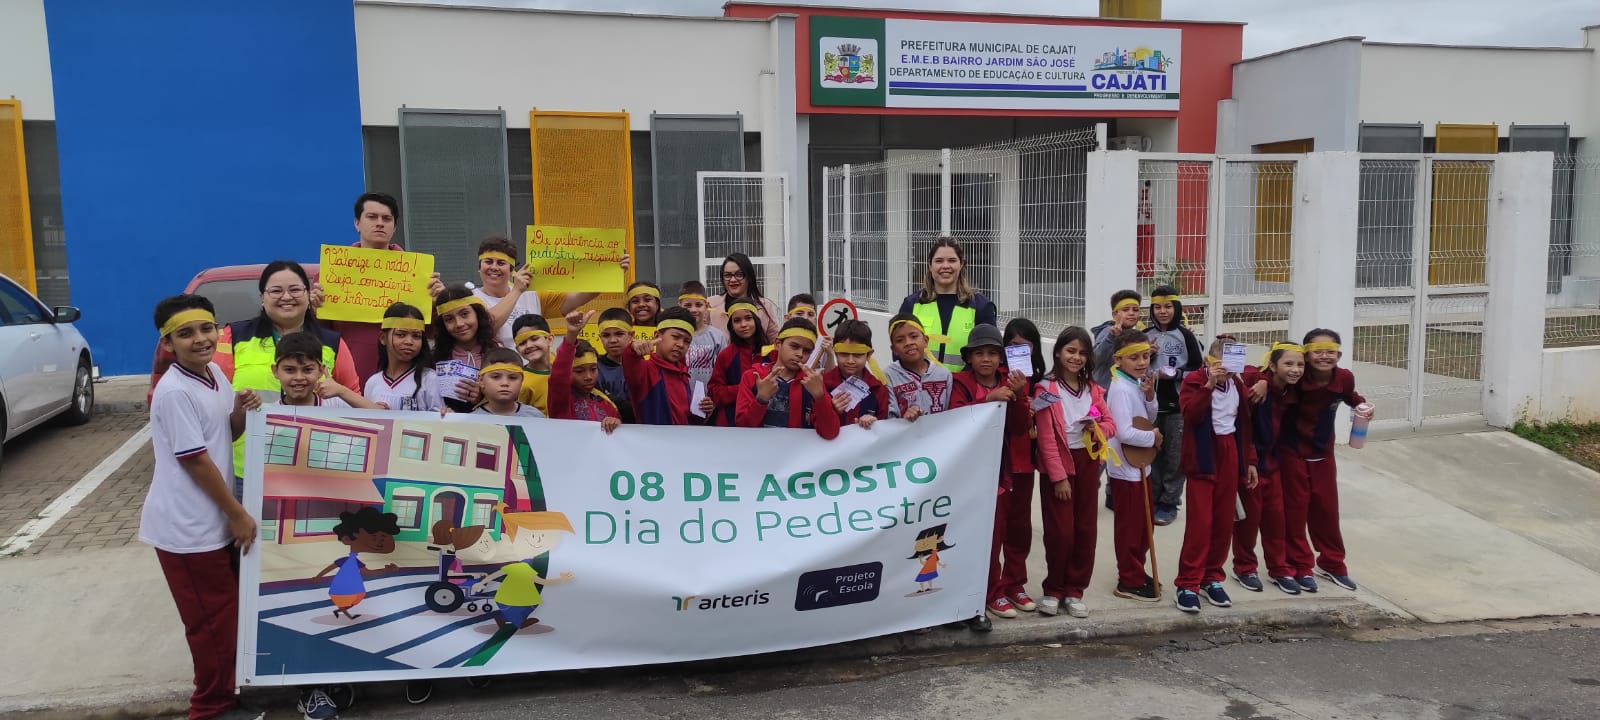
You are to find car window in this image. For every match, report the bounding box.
[194,278,266,326]
[0,279,48,325]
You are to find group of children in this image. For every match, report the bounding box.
[141,265,1368,718]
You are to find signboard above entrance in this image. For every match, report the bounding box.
[811,15,1181,111]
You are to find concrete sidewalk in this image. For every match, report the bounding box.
[7,426,1598,716]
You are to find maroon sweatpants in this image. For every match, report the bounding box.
[1039,448,1101,599]
[1176,435,1240,590]
[1280,453,1349,576]
[986,484,1008,603]
[1234,468,1292,578]
[156,545,241,720]
[997,472,1034,598]
[1110,476,1153,588]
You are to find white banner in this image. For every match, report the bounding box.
[237,404,1003,685]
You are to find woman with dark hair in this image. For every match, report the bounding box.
[898,236,998,371]
[707,252,781,335]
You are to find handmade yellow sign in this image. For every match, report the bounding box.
[526,225,626,293]
[574,324,657,347]
[315,245,435,323]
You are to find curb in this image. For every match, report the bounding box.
[9,598,1399,718]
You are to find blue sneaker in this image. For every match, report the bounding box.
[1202,581,1233,607]
[1271,576,1302,595]
[1318,570,1358,591]
[298,688,339,720]
[1233,572,1264,592]
[1153,504,1178,526]
[1175,588,1201,613]
[1297,575,1319,593]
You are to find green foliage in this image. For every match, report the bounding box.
[1511,420,1600,464]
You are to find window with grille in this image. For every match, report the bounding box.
[265,425,299,465]
[307,430,369,473]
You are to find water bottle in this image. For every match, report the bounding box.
[1348,402,1375,449]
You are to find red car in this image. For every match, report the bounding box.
[148,264,322,405]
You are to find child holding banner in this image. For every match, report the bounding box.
[595,307,637,424]
[883,313,953,422]
[623,306,696,425]
[1033,326,1115,619]
[822,319,888,429]
[678,281,727,393]
[143,294,263,720]
[433,285,498,414]
[551,311,622,432]
[512,314,554,416]
[707,299,768,426]
[272,332,384,411]
[735,318,840,439]
[626,282,663,327]
[472,348,546,418]
[949,324,1034,622]
[1173,335,1257,614]
[363,302,442,412]
[1106,328,1163,603]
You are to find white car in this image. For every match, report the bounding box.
[0,273,93,469]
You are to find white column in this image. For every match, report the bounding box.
[1288,152,1360,355]
[1084,150,1139,324]
[1483,151,1554,426]
[765,15,804,294]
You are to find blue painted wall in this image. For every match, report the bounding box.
[44,0,366,375]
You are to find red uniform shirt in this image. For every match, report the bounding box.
[1286,367,1366,459]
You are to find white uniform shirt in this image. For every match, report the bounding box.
[474,287,542,351]
[363,367,443,412]
[1212,380,1240,436]
[1106,373,1159,482]
[140,362,237,554]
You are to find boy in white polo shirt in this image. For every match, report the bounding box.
[142,294,263,720]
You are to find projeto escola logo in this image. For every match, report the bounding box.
[672,591,771,612]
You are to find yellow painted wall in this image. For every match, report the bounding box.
[1430,124,1495,285]
[0,100,36,293]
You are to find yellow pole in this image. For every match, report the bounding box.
[1100,0,1162,20]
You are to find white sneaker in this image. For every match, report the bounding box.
[1038,595,1061,616]
[1065,596,1089,618]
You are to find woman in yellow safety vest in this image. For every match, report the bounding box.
[897,236,998,371]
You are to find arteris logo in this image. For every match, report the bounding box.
[672,591,771,612]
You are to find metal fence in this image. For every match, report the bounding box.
[822,127,1098,334]
[696,171,789,302]
[1546,153,1600,348]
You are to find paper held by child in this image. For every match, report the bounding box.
[435,361,479,403]
[834,375,871,412]
[1004,343,1032,374]
[1030,388,1061,413]
[690,380,708,419]
[1222,342,1248,375]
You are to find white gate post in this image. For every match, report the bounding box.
[1085,150,1140,324]
[1288,152,1360,350]
[939,148,953,236]
[1483,152,1554,426]
[842,164,854,299]
[822,167,832,297]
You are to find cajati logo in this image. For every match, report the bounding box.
[671,591,771,612]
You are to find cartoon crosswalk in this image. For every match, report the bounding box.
[258,571,502,669]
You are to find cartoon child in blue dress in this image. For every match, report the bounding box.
[908,524,954,594]
[314,507,402,619]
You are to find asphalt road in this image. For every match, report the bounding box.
[304,622,1600,720]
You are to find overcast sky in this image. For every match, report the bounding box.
[414,0,1598,56]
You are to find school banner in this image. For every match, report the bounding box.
[237,404,1003,686]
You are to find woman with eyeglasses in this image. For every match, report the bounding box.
[707,253,781,336]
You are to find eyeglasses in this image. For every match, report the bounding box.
[721,271,746,280]
[264,286,307,299]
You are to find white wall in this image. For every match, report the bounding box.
[1359,44,1594,134]
[1539,347,1600,422]
[1222,38,1362,153]
[354,4,773,129]
[0,0,55,120]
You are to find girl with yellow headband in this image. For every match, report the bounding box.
[1146,284,1204,528]
[707,299,768,426]
[734,317,840,440]
[550,310,621,433]
[1033,326,1116,619]
[433,284,497,413]
[1104,328,1163,603]
[1234,341,1305,596]
[626,281,663,326]
[362,302,441,412]
[1279,329,1368,594]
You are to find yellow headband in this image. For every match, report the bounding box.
[628,286,661,301]
[678,293,707,303]
[656,318,695,336]
[598,319,633,334]
[726,302,759,318]
[1151,294,1180,305]
[160,309,216,337]
[480,362,524,377]
[479,251,516,265]
[1114,298,1141,312]
[834,342,872,354]
[1260,342,1306,367]
[776,327,818,344]
[1304,341,1341,352]
[436,296,486,316]
[381,317,425,332]
[514,328,551,345]
[571,352,599,368]
[1114,342,1153,358]
[787,305,816,317]
[889,318,924,335]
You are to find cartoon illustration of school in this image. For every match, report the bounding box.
[252,413,574,675]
